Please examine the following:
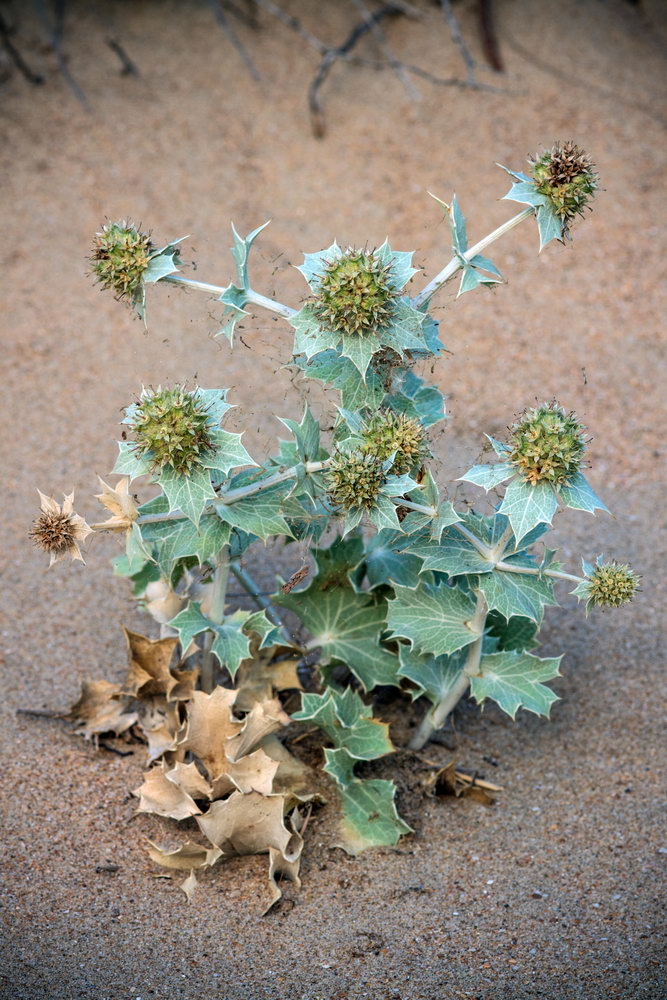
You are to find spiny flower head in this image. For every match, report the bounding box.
[130,386,215,476]
[91,220,153,304]
[313,249,396,337]
[507,402,586,487]
[361,411,428,476]
[530,142,598,230]
[30,491,92,567]
[326,450,387,511]
[583,560,640,611]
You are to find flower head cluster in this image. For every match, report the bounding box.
[507,403,586,487]
[91,221,153,304]
[30,491,92,567]
[360,411,428,477]
[131,386,215,475]
[313,249,396,337]
[326,450,387,511]
[530,142,598,230]
[581,560,640,611]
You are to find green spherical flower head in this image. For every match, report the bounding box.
[530,142,598,231]
[585,561,640,610]
[131,386,214,476]
[326,450,387,511]
[361,411,429,476]
[508,402,586,487]
[91,220,153,303]
[314,249,396,337]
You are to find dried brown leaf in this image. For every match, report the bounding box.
[227,698,291,763]
[123,629,179,699]
[66,679,137,739]
[166,761,212,800]
[133,766,202,820]
[209,747,279,799]
[265,838,303,914]
[137,697,182,763]
[145,839,222,871]
[169,665,200,702]
[262,734,316,798]
[196,791,301,859]
[234,642,303,713]
[180,870,198,902]
[177,688,242,781]
[426,761,503,805]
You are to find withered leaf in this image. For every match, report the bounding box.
[234,642,302,713]
[209,747,279,799]
[123,628,179,699]
[166,761,212,800]
[169,665,200,702]
[426,761,503,805]
[137,697,182,763]
[66,679,137,739]
[145,839,222,871]
[197,791,301,859]
[265,837,303,914]
[262,734,316,798]
[133,766,202,820]
[227,698,291,763]
[177,687,242,780]
[180,870,198,902]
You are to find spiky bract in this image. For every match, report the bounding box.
[313,249,396,337]
[131,386,215,475]
[361,411,428,476]
[507,403,586,487]
[584,561,640,610]
[91,221,153,304]
[326,450,387,511]
[530,142,598,230]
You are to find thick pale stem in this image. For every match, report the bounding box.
[163,274,296,319]
[230,561,292,645]
[200,544,230,693]
[412,207,535,308]
[394,498,438,517]
[494,560,583,585]
[136,460,329,526]
[409,591,487,750]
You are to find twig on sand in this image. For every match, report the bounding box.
[440,0,476,83]
[0,10,44,84]
[207,0,261,81]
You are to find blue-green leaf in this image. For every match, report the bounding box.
[157,465,216,527]
[469,650,562,719]
[387,582,480,657]
[398,645,466,705]
[216,482,293,540]
[201,429,255,477]
[290,306,337,360]
[337,779,411,855]
[558,472,609,515]
[297,242,341,290]
[112,442,153,480]
[362,530,424,590]
[477,562,556,624]
[498,478,558,545]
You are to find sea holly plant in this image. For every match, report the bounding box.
[32,144,638,907]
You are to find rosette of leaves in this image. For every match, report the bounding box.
[499,142,598,249]
[460,402,608,544]
[290,241,431,380]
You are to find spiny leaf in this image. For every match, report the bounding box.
[387,582,481,657]
[469,650,562,719]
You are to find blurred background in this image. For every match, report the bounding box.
[1,2,666,998]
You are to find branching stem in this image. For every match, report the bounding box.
[230,561,293,645]
[163,274,296,319]
[412,207,535,307]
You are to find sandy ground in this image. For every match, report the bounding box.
[1,1,667,997]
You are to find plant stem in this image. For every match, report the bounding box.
[452,520,493,559]
[136,460,329,526]
[230,561,293,645]
[494,560,583,585]
[163,274,296,319]
[412,206,535,308]
[409,590,487,750]
[200,544,230,693]
[395,498,438,516]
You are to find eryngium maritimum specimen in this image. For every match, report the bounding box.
[130,386,215,476]
[91,221,152,304]
[30,491,92,567]
[507,403,586,488]
[530,141,598,231]
[579,560,641,611]
[313,249,396,336]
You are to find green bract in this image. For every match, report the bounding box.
[47,144,637,885]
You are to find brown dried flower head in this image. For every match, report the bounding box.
[30,491,93,567]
